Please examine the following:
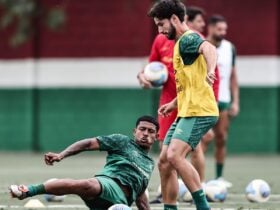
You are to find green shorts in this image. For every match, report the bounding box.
[83,176,128,210]
[218,102,231,111]
[163,116,218,149]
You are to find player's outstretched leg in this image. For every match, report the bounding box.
[10,178,101,200]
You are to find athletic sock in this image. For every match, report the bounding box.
[191,189,210,210]
[27,184,46,197]
[164,204,178,210]
[216,163,224,178]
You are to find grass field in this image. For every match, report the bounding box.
[0,152,280,210]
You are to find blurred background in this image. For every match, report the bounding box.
[0,0,279,154]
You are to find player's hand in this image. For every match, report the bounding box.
[137,72,152,89]
[44,152,63,166]
[158,102,176,117]
[206,71,216,86]
[229,102,239,117]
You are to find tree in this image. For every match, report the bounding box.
[0,0,65,47]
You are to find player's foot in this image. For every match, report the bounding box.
[9,185,29,200]
[217,177,232,188]
[149,194,162,204]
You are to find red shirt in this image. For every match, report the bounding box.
[149,34,219,104]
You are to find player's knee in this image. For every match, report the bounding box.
[166,148,180,168]
[158,155,170,172]
[77,179,101,198]
[215,135,227,148]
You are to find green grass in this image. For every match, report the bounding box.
[0,152,280,210]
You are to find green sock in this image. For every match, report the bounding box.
[164,204,178,210]
[216,163,224,178]
[191,189,210,210]
[27,184,46,197]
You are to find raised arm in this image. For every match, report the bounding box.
[198,41,217,85]
[44,138,100,165]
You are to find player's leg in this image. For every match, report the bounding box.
[167,117,217,210]
[158,109,177,150]
[213,110,229,179]
[158,121,179,210]
[201,129,215,152]
[190,143,205,183]
[10,178,101,200]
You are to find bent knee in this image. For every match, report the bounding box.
[77,179,101,198]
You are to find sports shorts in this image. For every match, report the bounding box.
[163,116,218,149]
[218,102,231,112]
[83,176,128,210]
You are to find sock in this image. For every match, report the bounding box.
[164,204,178,210]
[27,184,46,197]
[192,189,210,210]
[216,163,224,178]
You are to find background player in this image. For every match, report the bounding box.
[148,0,219,210]
[203,15,239,187]
[10,116,159,210]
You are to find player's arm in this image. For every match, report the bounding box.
[135,190,150,210]
[229,45,239,116]
[158,97,177,117]
[198,41,217,85]
[44,138,99,165]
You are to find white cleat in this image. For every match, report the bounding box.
[9,185,29,200]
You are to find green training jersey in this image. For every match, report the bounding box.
[95,134,154,204]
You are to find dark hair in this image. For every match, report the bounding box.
[147,0,186,22]
[186,6,205,22]
[208,14,226,25]
[136,115,159,131]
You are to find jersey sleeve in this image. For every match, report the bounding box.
[179,33,204,65]
[231,43,237,67]
[96,134,129,151]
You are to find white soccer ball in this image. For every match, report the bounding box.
[144,61,168,87]
[178,179,192,202]
[44,178,66,202]
[245,179,270,203]
[205,180,227,202]
[108,204,132,210]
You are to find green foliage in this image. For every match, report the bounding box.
[0,0,66,47]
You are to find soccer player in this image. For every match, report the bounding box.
[148,1,219,210]
[9,116,159,210]
[186,6,206,34]
[203,15,239,187]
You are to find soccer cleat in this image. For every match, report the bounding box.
[149,194,162,204]
[9,185,29,200]
[217,177,233,188]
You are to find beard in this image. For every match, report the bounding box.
[213,34,225,42]
[167,24,176,40]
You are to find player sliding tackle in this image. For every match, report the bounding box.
[148,1,219,210]
[9,116,159,210]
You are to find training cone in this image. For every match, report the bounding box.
[24,199,45,208]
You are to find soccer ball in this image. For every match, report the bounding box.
[144,61,168,87]
[245,179,270,203]
[205,180,227,202]
[108,204,132,210]
[44,178,66,202]
[157,179,193,202]
[178,179,192,202]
